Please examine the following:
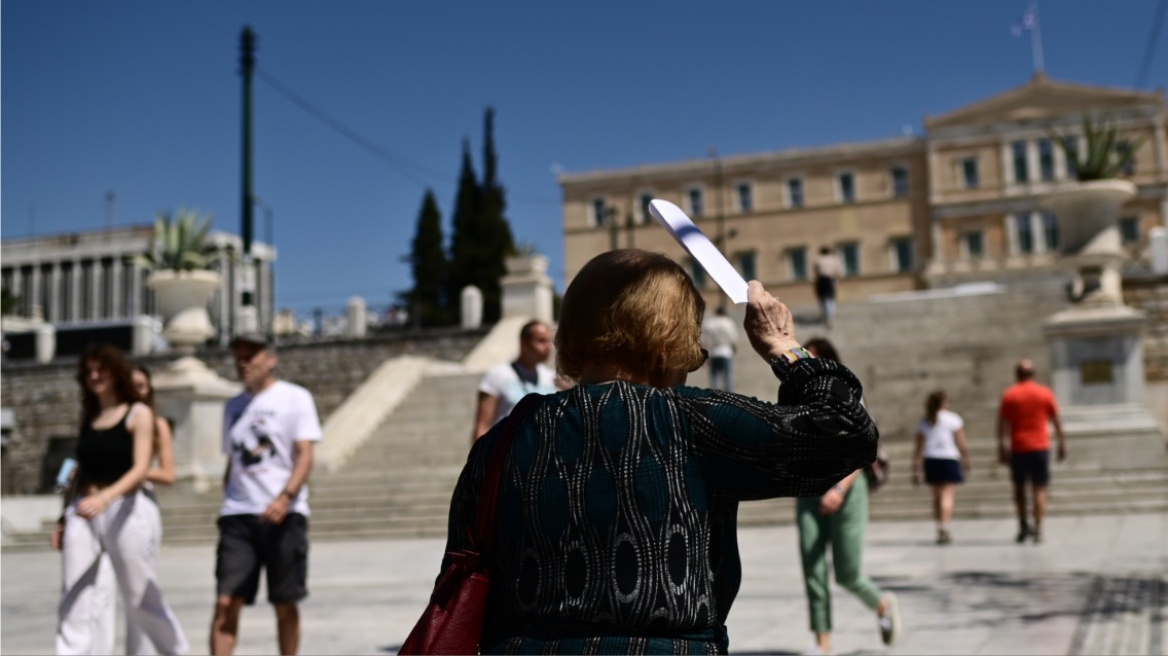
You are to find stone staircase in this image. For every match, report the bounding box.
[7,278,1165,551]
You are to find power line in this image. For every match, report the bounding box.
[1136,0,1168,89]
[255,67,560,206]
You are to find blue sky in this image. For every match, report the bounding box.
[3,1,1165,316]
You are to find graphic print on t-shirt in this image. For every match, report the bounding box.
[235,413,278,468]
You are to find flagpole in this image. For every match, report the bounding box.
[1031,2,1045,74]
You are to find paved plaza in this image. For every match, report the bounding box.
[2,513,1164,655]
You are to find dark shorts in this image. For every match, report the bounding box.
[1011,450,1051,487]
[923,458,964,485]
[216,513,309,605]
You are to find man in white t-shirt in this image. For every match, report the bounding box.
[701,305,739,392]
[211,333,322,656]
[472,320,558,441]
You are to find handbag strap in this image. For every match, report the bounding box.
[472,392,541,555]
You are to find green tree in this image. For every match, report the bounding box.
[446,139,485,320]
[403,189,451,327]
[479,107,515,323]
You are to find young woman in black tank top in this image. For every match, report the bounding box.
[53,344,189,655]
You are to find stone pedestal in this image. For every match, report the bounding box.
[461,286,483,329]
[346,297,367,338]
[1043,299,1165,469]
[501,254,553,324]
[152,356,241,491]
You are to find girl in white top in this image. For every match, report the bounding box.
[911,390,971,545]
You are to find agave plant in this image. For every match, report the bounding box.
[137,209,220,272]
[1051,115,1145,182]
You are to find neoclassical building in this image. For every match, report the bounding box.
[558,75,1168,309]
[1,225,276,347]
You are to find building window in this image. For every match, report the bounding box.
[639,193,654,224]
[1120,216,1140,245]
[788,247,808,282]
[892,238,914,273]
[787,177,804,208]
[963,231,985,259]
[689,258,707,289]
[837,172,856,203]
[1042,212,1059,251]
[1,268,12,304]
[961,157,979,189]
[1015,213,1034,254]
[891,166,909,198]
[591,198,609,228]
[1116,140,1135,175]
[737,183,753,213]
[1012,141,1029,183]
[839,243,860,277]
[1038,139,1055,181]
[735,251,757,280]
[687,187,704,217]
[1063,137,1079,178]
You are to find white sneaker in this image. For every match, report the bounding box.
[803,645,833,656]
[879,591,903,645]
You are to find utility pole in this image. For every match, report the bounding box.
[239,26,258,333]
[105,192,116,232]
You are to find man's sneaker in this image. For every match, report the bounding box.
[803,645,833,656]
[937,528,952,545]
[1015,523,1030,544]
[1031,524,1043,544]
[879,592,903,645]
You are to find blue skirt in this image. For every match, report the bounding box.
[923,458,964,485]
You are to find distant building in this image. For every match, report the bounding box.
[1,224,276,347]
[558,75,1168,309]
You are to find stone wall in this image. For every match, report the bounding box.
[0,327,487,495]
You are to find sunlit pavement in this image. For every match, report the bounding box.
[3,513,1164,655]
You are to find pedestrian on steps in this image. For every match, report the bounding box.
[911,390,970,545]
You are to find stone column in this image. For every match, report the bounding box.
[1031,212,1046,255]
[10,267,22,315]
[111,259,123,319]
[46,264,60,323]
[71,260,82,321]
[29,264,42,321]
[152,357,241,491]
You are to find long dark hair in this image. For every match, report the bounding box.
[133,363,157,411]
[925,389,947,425]
[803,337,841,364]
[76,343,138,425]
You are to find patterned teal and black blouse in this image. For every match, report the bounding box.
[440,357,878,655]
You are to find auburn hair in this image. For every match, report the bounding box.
[556,249,706,382]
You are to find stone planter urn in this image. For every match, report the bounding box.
[147,270,221,352]
[1039,179,1136,305]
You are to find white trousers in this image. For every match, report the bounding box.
[56,490,189,656]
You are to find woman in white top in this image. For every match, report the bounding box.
[911,390,970,545]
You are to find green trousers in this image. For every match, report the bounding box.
[796,473,883,633]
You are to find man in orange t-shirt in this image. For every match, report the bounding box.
[997,359,1066,544]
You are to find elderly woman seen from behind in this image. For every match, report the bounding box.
[438,249,878,654]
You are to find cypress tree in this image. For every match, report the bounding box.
[447,139,484,321]
[404,189,450,326]
[480,107,515,323]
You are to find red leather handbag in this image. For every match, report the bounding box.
[399,394,540,655]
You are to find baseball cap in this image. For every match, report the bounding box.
[230,332,272,349]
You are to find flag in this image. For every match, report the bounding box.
[1011,8,1036,37]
